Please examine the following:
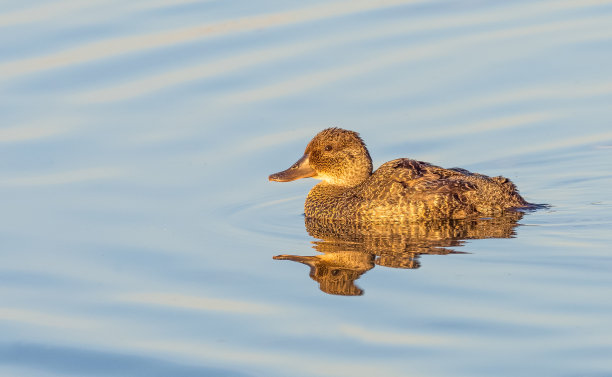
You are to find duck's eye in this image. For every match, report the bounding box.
[325,145,333,152]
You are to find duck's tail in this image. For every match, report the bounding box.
[491,176,548,210]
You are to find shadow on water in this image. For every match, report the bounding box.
[274,212,526,296]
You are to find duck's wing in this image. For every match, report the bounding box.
[360,159,529,219]
[375,159,478,197]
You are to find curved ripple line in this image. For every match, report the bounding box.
[223,14,612,105]
[423,112,560,139]
[118,292,281,315]
[68,0,598,103]
[186,128,316,170]
[0,0,216,28]
[132,339,403,377]
[0,0,108,27]
[432,81,612,118]
[0,0,424,80]
[65,3,612,104]
[5,0,608,85]
[1,167,125,187]
[72,31,354,103]
[0,308,98,329]
[364,79,612,143]
[338,324,453,346]
[520,130,612,154]
[0,119,80,143]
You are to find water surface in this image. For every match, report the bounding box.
[1,0,612,376]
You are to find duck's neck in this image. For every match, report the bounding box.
[319,160,372,187]
[341,155,372,187]
[305,182,356,220]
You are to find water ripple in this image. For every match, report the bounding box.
[0,0,424,80]
[1,1,612,376]
[0,119,79,143]
[0,167,125,187]
[118,292,282,315]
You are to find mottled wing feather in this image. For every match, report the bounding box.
[378,159,478,198]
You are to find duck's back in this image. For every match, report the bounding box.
[306,159,529,221]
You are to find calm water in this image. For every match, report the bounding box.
[2,0,612,376]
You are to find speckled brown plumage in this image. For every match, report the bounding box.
[274,212,524,295]
[269,127,533,222]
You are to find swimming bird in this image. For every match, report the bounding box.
[269,128,533,222]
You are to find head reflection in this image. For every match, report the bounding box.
[274,212,524,296]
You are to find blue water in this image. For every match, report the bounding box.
[1,0,612,376]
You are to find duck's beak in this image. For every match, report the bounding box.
[269,154,316,182]
[273,254,318,266]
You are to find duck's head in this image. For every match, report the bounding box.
[269,128,373,187]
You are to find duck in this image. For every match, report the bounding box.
[269,128,533,222]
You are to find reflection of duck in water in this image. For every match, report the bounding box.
[274,212,524,296]
[274,251,374,296]
[269,128,535,222]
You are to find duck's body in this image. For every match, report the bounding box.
[270,128,532,222]
[305,158,528,221]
